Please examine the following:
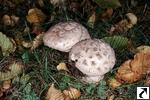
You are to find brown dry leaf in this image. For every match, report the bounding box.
[2,80,11,90]
[108,13,137,33]
[11,15,20,24]
[136,45,150,54]
[30,33,44,50]
[108,78,122,88]
[87,12,96,28]
[45,84,67,100]
[26,8,46,25]
[56,62,69,72]
[2,15,19,26]
[115,59,143,83]
[115,52,150,84]
[22,34,44,50]
[63,87,81,99]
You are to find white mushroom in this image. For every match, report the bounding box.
[43,21,91,52]
[69,39,116,83]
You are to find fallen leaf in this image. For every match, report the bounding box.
[0,60,24,81]
[56,62,69,72]
[108,78,121,88]
[87,12,96,28]
[63,87,81,99]
[136,45,150,54]
[115,59,143,83]
[2,80,11,90]
[0,32,16,56]
[108,13,137,33]
[22,34,44,51]
[2,15,19,27]
[115,52,150,84]
[22,41,32,48]
[102,36,128,50]
[30,33,44,51]
[45,84,67,100]
[26,8,46,25]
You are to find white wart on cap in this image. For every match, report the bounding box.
[69,39,116,83]
[43,21,91,52]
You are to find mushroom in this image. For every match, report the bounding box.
[43,21,91,52]
[69,39,116,83]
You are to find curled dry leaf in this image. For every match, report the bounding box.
[56,62,69,72]
[26,8,46,25]
[22,34,44,51]
[0,32,16,56]
[2,15,19,26]
[109,51,150,88]
[0,60,24,81]
[115,60,143,83]
[30,33,44,50]
[2,80,11,90]
[45,84,67,100]
[63,87,81,99]
[109,13,137,33]
[115,52,150,84]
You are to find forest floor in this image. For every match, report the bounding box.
[0,0,150,100]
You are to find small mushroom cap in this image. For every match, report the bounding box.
[43,21,91,52]
[69,39,116,76]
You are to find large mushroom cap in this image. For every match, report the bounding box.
[43,21,91,52]
[69,39,116,77]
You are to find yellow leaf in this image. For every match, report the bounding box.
[87,12,96,28]
[56,62,69,72]
[108,78,121,88]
